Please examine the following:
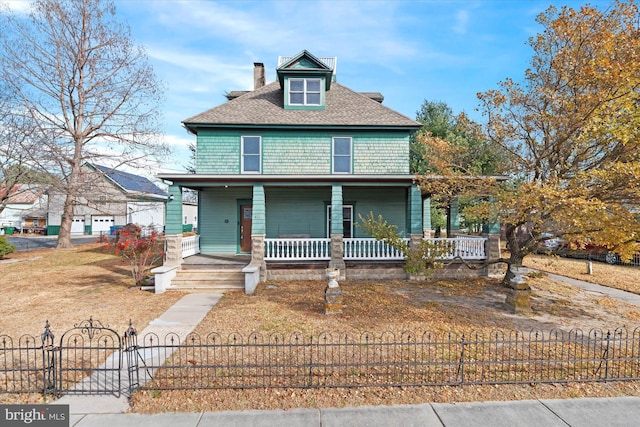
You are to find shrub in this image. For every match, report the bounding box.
[357,212,446,277]
[0,236,16,259]
[106,224,164,286]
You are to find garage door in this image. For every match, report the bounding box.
[92,216,114,235]
[71,217,85,234]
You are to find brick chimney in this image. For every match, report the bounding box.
[253,62,265,90]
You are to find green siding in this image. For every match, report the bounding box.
[196,130,242,173]
[344,187,408,237]
[199,187,252,253]
[165,184,183,234]
[265,187,330,238]
[352,134,409,174]
[196,130,409,175]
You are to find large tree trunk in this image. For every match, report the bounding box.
[56,193,75,249]
[56,160,81,249]
[502,224,527,287]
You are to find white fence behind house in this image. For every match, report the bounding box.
[344,238,408,260]
[265,238,331,261]
[182,235,200,258]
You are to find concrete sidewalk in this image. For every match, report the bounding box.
[67,396,640,426]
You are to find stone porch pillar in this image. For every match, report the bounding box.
[330,184,346,279]
[164,183,184,267]
[164,234,183,267]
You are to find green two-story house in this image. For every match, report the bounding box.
[157,50,493,293]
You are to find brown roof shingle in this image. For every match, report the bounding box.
[183,82,420,130]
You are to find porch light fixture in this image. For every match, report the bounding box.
[168,194,174,201]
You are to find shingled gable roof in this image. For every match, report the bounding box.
[183,81,420,131]
[89,164,167,198]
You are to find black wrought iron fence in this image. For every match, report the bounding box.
[0,318,124,397]
[132,327,640,390]
[2,321,640,398]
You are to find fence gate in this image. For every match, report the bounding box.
[56,318,123,396]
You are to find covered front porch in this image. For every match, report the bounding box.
[157,176,501,293]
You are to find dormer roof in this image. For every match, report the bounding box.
[276,50,335,89]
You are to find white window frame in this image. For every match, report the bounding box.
[289,78,321,106]
[327,205,353,238]
[241,136,261,174]
[332,137,352,174]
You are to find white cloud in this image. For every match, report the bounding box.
[162,133,193,149]
[453,10,470,35]
[1,0,32,14]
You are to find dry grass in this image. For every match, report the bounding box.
[0,244,185,339]
[525,254,640,294]
[131,273,640,413]
[3,244,640,411]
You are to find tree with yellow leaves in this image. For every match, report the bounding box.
[420,1,640,286]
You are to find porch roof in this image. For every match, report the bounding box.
[158,173,416,187]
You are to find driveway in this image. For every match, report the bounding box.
[6,235,98,251]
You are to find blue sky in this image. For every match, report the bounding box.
[7,0,611,173]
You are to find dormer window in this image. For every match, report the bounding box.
[289,78,321,106]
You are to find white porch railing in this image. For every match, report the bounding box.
[212,236,488,262]
[182,235,201,258]
[426,237,486,260]
[265,238,331,261]
[343,238,408,260]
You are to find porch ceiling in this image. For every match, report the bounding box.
[158,173,416,188]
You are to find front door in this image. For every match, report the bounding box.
[240,205,252,252]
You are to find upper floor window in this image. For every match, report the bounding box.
[333,137,352,173]
[289,78,321,106]
[242,136,261,173]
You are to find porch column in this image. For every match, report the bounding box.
[423,195,433,238]
[482,216,502,277]
[251,184,267,280]
[409,184,424,255]
[448,197,460,237]
[164,183,183,267]
[409,184,422,235]
[330,184,346,278]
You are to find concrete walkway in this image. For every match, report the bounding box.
[54,272,640,426]
[543,271,640,306]
[57,293,223,417]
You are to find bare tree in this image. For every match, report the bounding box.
[0,85,47,216]
[0,0,168,248]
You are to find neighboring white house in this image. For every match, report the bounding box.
[0,184,48,234]
[47,163,167,236]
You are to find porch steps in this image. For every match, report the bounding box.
[168,268,245,292]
